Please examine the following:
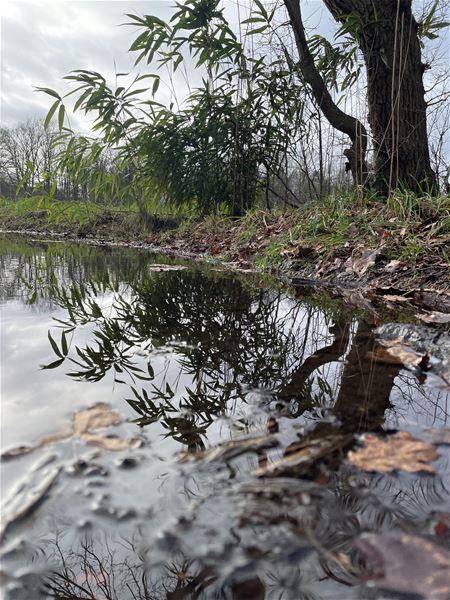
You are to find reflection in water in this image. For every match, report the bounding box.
[0,236,449,600]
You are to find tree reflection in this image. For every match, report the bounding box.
[38,264,353,449]
[3,240,449,600]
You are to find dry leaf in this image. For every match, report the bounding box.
[73,403,122,435]
[355,533,450,600]
[346,247,380,276]
[1,403,137,459]
[80,432,135,451]
[348,432,438,473]
[73,403,138,450]
[416,311,450,324]
[384,259,404,273]
[367,345,425,366]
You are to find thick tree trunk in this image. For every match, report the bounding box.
[323,0,437,194]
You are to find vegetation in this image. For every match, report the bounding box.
[1,0,449,292]
[4,0,446,215]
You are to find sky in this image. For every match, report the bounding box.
[1,1,447,138]
[0,1,187,130]
[0,0,336,132]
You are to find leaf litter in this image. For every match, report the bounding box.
[1,403,139,460]
[355,533,450,600]
[0,404,139,544]
[348,431,439,473]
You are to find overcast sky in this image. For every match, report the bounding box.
[2,0,447,137]
[0,1,187,130]
[0,0,336,132]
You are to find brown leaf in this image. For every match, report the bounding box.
[73,403,138,451]
[355,533,450,600]
[73,403,123,435]
[416,311,450,324]
[345,247,380,275]
[348,432,438,473]
[80,432,136,451]
[367,345,425,366]
[384,259,405,273]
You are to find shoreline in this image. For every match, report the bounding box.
[2,220,449,318]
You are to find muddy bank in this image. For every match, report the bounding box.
[1,204,449,316]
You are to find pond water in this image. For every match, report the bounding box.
[0,235,449,599]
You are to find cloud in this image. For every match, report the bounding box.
[0,0,185,129]
[0,0,336,131]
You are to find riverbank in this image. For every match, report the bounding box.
[1,193,449,315]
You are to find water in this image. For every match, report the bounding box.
[0,235,449,600]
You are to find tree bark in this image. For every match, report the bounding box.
[284,0,368,187]
[323,0,437,194]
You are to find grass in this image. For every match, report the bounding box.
[1,190,449,290]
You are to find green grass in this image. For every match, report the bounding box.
[0,196,132,223]
[1,190,449,283]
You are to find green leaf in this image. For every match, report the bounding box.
[27,291,38,305]
[44,99,60,129]
[35,87,61,100]
[58,104,66,130]
[61,331,68,356]
[41,358,65,370]
[91,302,102,318]
[152,77,160,95]
[48,331,63,358]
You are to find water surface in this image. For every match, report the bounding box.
[0,235,449,599]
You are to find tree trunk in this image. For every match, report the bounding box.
[284,0,368,187]
[323,0,437,195]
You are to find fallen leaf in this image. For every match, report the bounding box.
[345,247,381,276]
[73,403,122,435]
[348,432,438,473]
[1,445,34,461]
[355,533,450,600]
[416,311,450,324]
[1,403,137,459]
[384,259,404,273]
[80,432,135,451]
[367,345,425,366]
[73,403,138,450]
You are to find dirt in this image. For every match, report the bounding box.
[1,208,449,316]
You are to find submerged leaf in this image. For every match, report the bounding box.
[367,345,425,366]
[73,403,123,435]
[348,432,438,473]
[355,533,450,600]
[73,403,139,450]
